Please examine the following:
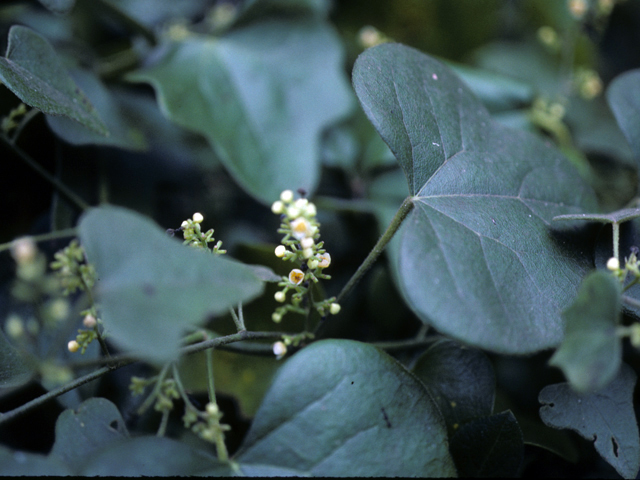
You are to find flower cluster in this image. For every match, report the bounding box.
[270,190,340,324]
[607,248,640,285]
[179,212,226,254]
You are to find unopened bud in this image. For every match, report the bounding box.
[607,257,620,271]
[68,340,80,353]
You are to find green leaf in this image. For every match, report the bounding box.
[236,339,456,477]
[607,69,640,163]
[46,69,146,150]
[79,436,232,476]
[0,446,72,476]
[553,208,640,225]
[539,364,640,479]
[235,0,331,24]
[449,411,523,478]
[0,26,108,135]
[411,338,495,438]
[0,328,35,388]
[49,398,128,470]
[38,0,76,15]
[128,19,354,204]
[353,43,598,354]
[549,270,622,393]
[78,205,264,365]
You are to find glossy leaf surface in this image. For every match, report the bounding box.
[549,270,621,393]
[236,339,456,477]
[128,19,353,204]
[78,205,264,364]
[0,26,107,135]
[539,364,640,479]
[353,43,598,353]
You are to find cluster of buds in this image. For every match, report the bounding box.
[607,247,640,285]
[272,332,315,360]
[178,212,226,254]
[67,312,102,354]
[184,402,231,445]
[270,190,340,324]
[50,240,96,296]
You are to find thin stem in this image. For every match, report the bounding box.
[0,365,116,426]
[136,363,170,415]
[157,410,170,437]
[229,303,245,332]
[337,196,415,303]
[0,228,77,254]
[11,108,41,142]
[205,348,216,405]
[613,222,620,263]
[623,295,640,310]
[0,133,89,211]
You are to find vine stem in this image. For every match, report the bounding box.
[0,330,286,426]
[613,222,620,263]
[337,196,415,303]
[0,228,77,253]
[0,133,89,211]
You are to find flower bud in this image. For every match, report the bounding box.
[289,269,305,285]
[302,248,313,259]
[275,245,287,258]
[11,237,37,265]
[329,303,341,315]
[271,201,284,214]
[280,190,294,202]
[83,314,97,328]
[607,257,620,271]
[192,212,204,223]
[294,198,308,209]
[206,402,219,416]
[273,341,287,360]
[300,237,314,249]
[181,220,189,229]
[274,291,286,303]
[307,258,319,270]
[272,312,282,323]
[305,203,317,217]
[68,340,80,353]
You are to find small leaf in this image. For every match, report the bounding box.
[353,43,598,353]
[0,26,108,135]
[79,436,232,476]
[0,329,35,388]
[236,339,456,477]
[549,270,621,393]
[607,69,640,163]
[128,19,354,204]
[78,205,264,365]
[411,338,495,437]
[449,411,523,478]
[49,398,128,470]
[539,363,640,479]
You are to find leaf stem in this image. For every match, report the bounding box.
[0,133,89,211]
[622,295,640,310]
[0,228,77,254]
[613,222,620,263]
[337,196,414,303]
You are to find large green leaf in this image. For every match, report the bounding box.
[539,364,640,479]
[0,447,72,476]
[79,436,232,476]
[411,338,495,438]
[49,398,128,470]
[607,69,640,163]
[0,26,108,135]
[38,0,75,15]
[0,328,35,388]
[128,19,354,204]
[353,43,598,354]
[78,205,265,365]
[549,270,621,393]
[236,339,456,477]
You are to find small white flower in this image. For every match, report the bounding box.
[287,206,301,219]
[275,245,287,258]
[300,237,314,249]
[294,198,308,209]
[273,341,287,360]
[289,269,305,285]
[607,257,620,271]
[271,201,285,214]
[192,212,204,223]
[290,217,312,240]
[280,190,294,203]
[318,252,331,269]
[274,291,286,303]
[329,303,341,315]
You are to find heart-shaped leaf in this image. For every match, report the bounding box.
[78,205,265,365]
[549,270,622,393]
[236,339,456,477]
[128,19,354,204]
[539,363,640,479]
[607,69,640,164]
[353,43,598,353]
[49,398,128,470]
[0,26,108,135]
